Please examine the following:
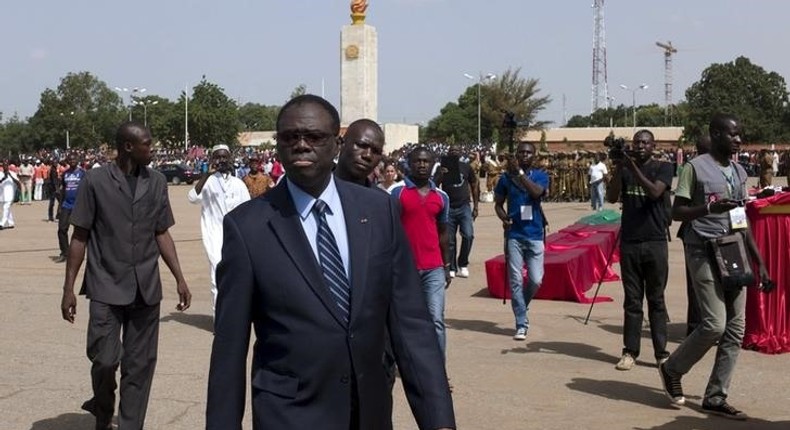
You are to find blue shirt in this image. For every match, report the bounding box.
[286,176,350,280]
[61,168,85,210]
[494,169,549,241]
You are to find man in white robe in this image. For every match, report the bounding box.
[188,145,250,311]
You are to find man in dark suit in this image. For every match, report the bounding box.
[206,95,455,430]
[60,122,192,430]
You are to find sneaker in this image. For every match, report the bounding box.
[448,270,456,278]
[656,356,669,366]
[658,362,685,405]
[55,255,67,263]
[458,267,470,278]
[702,401,746,420]
[615,353,635,371]
[513,327,527,341]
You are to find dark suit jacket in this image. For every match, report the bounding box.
[206,179,455,430]
[70,163,174,306]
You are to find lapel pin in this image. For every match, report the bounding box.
[360,218,368,224]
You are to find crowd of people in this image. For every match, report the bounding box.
[1,97,788,427]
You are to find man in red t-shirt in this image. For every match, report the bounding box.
[391,146,451,359]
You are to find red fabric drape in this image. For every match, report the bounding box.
[484,225,619,304]
[743,193,790,354]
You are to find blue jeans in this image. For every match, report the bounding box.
[447,205,474,271]
[506,239,545,330]
[419,267,447,359]
[590,180,605,211]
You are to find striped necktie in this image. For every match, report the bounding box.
[312,199,351,323]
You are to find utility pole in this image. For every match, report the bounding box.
[656,41,678,125]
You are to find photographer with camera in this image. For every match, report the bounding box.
[605,129,673,371]
[188,144,250,313]
[657,114,773,419]
[494,142,549,341]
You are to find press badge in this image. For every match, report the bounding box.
[729,206,748,230]
[520,205,533,221]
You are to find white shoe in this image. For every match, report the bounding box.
[458,267,469,278]
[449,270,456,278]
[513,328,527,341]
[615,353,635,371]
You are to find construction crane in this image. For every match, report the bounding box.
[656,41,678,125]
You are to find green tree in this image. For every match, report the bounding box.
[238,102,279,131]
[186,78,240,147]
[0,114,35,155]
[130,95,176,146]
[424,67,550,148]
[28,71,125,149]
[289,84,307,101]
[685,56,789,143]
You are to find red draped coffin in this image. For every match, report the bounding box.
[485,223,620,304]
[743,193,790,354]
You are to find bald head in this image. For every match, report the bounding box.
[115,121,153,166]
[115,121,148,150]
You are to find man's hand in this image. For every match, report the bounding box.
[501,218,512,231]
[61,290,77,323]
[506,157,520,175]
[621,154,639,172]
[472,206,478,220]
[759,267,775,293]
[709,199,739,214]
[176,280,192,311]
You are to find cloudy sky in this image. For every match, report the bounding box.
[2,0,788,127]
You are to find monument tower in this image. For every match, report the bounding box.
[340,0,378,125]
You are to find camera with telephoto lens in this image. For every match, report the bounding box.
[603,135,632,161]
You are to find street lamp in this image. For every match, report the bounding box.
[463,72,496,145]
[114,86,146,121]
[134,99,159,127]
[59,111,75,150]
[619,83,648,128]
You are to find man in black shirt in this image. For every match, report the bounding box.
[434,146,480,278]
[606,129,673,371]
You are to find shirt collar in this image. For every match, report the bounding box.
[286,175,342,221]
[403,176,437,190]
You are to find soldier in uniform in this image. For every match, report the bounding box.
[758,149,773,188]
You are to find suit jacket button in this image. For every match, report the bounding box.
[340,375,349,384]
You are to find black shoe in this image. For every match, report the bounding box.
[702,401,747,420]
[55,255,67,263]
[658,362,685,405]
[81,398,113,429]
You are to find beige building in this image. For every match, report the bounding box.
[520,127,684,152]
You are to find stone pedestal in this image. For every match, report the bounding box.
[340,24,378,125]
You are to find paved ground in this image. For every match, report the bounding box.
[1,178,789,430]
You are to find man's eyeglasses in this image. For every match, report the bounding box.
[276,131,336,147]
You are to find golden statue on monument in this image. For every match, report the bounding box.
[351,0,368,25]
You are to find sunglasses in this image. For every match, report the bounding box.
[276,131,336,147]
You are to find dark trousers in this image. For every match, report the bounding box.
[47,193,57,221]
[620,240,670,360]
[447,205,474,271]
[57,207,71,256]
[87,299,160,430]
